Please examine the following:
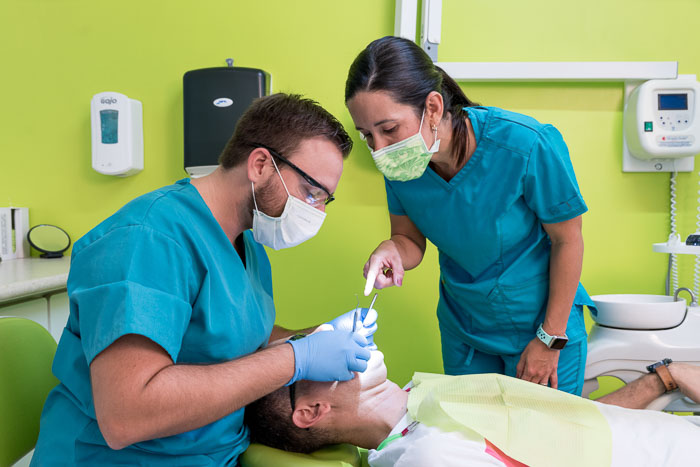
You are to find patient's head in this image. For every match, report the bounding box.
[245,350,406,452]
[245,378,339,453]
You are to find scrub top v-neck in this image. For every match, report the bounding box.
[384,107,593,354]
[32,178,276,466]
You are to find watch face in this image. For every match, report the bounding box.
[550,337,568,350]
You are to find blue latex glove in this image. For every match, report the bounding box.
[326,307,378,349]
[286,329,370,385]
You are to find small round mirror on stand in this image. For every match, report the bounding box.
[27,224,71,258]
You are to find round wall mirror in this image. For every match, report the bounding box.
[27,224,71,258]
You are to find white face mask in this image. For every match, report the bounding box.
[368,110,440,182]
[251,158,327,250]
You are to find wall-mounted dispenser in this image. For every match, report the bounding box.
[623,76,700,172]
[90,92,144,177]
[183,59,270,178]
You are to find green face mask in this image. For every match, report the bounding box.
[369,110,440,182]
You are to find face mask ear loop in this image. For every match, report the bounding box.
[269,156,292,197]
[420,108,437,149]
[420,108,440,152]
[251,182,260,212]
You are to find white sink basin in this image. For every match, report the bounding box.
[590,294,687,329]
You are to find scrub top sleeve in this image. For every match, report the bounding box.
[385,178,407,216]
[524,125,588,224]
[71,225,195,365]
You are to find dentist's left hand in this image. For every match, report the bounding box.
[326,307,378,349]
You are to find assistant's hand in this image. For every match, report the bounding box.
[326,307,378,349]
[363,240,404,296]
[516,338,560,388]
[287,329,371,385]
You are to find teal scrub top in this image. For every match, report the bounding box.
[385,107,593,354]
[31,179,275,466]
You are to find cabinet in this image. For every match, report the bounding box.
[0,257,70,342]
[13,449,33,467]
[0,293,68,343]
[0,298,49,330]
[48,292,69,342]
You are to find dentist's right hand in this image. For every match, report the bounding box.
[286,329,370,385]
[363,240,405,296]
[326,307,378,350]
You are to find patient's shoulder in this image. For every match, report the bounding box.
[377,425,505,467]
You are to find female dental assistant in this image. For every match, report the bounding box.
[345,36,594,395]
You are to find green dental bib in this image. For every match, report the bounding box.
[407,373,612,467]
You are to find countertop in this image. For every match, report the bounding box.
[0,257,70,305]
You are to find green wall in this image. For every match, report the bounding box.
[2,0,700,390]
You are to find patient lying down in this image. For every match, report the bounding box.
[245,351,700,467]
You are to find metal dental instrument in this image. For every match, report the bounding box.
[352,293,378,333]
[352,294,360,332]
[360,293,378,332]
[368,293,378,313]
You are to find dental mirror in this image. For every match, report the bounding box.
[26,224,71,258]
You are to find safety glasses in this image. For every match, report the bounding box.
[289,382,297,412]
[251,142,335,206]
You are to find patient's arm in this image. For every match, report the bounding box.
[595,363,699,409]
[670,362,700,403]
[595,373,665,409]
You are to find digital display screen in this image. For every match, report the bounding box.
[100,109,119,144]
[658,93,688,111]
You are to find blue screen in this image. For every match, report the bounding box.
[658,93,688,111]
[100,109,119,144]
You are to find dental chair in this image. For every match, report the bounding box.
[241,443,368,467]
[0,317,59,467]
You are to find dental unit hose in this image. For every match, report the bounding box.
[695,167,700,298]
[667,172,679,295]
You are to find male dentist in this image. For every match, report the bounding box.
[31,93,374,466]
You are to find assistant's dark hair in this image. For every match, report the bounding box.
[219,93,353,169]
[345,36,479,167]
[244,385,335,454]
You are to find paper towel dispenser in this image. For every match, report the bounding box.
[183,64,271,177]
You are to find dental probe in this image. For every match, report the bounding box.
[353,292,378,333]
[358,293,378,331]
[368,292,378,313]
[352,295,360,332]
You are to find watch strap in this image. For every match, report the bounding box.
[647,359,678,393]
[536,324,552,346]
[536,323,568,349]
